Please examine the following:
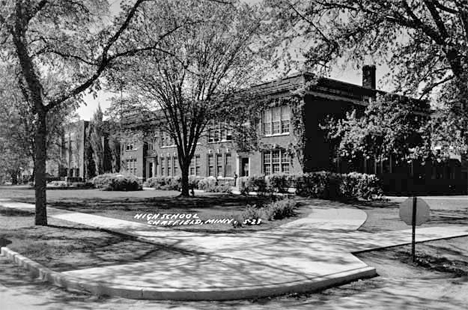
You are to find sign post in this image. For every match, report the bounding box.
[399,197,430,262]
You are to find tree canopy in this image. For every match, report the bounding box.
[107,0,269,196]
[0,0,175,225]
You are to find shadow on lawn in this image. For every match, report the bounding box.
[44,195,274,214]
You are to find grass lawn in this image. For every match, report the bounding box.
[0,186,307,233]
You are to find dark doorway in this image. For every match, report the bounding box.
[240,158,249,177]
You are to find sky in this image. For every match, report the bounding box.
[76,0,391,121]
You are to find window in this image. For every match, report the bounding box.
[160,156,165,176]
[216,154,223,177]
[125,142,135,151]
[225,154,232,177]
[167,156,172,176]
[208,122,233,143]
[189,155,201,176]
[173,156,178,175]
[208,154,215,176]
[147,139,156,151]
[195,155,201,176]
[126,159,137,175]
[161,131,175,147]
[262,106,290,135]
[263,150,290,175]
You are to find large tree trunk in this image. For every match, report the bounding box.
[180,163,190,197]
[34,110,48,226]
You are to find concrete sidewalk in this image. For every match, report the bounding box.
[1,199,468,300]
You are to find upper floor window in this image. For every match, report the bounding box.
[262,106,290,136]
[208,122,232,143]
[125,142,136,151]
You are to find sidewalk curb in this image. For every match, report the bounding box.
[0,246,376,300]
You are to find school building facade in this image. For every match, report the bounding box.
[120,67,468,195]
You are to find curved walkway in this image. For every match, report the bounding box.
[1,199,468,300]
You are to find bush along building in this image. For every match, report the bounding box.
[120,66,468,195]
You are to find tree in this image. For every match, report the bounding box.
[0,64,73,183]
[266,1,468,101]
[264,0,468,160]
[107,0,269,196]
[0,0,179,225]
[88,105,105,175]
[323,93,431,166]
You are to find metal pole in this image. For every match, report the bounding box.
[412,196,417,262]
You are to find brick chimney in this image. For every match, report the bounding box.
[362,65,376,89]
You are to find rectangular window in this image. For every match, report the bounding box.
[272,107,281,134]
[263,149,290,175]
[208,122,233,143]
[125,143,135,151]
[281,106,290,133]
[208,154,214,176]
[173,156,178,175]
[281,151,290,174]
[126,159,137,175]
[167,157,172,176]
[160,156,165,176]
[263,105,290,136]
[189,159,195,176]
[216,154,223,177]
[225,154,232,177]
[263,152,272,175]
[195,155,201,176]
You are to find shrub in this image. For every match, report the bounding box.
[198,176,217,192]
[294,171,340,199]
[264,198,297,220]
[246,175,268,195]
[189,176,199,190]
[266,174,290,193]
[214,183,232,193]
[241,204,264,222]
[293,171,382,200]
[144,176,181,191]
[348,172,383,200]
[93,173,142,191]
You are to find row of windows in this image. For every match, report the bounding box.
[158,153,234,177]
[144,106,291,151]
[207,123,233,143]
[207,153,233,177]
[160,156,179,176]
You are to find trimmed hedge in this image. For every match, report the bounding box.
[143,176,181,191]
[144,176,231,193]
[93,173,142,191]
[239,171,382,200]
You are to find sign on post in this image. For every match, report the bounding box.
[399,197,430,262]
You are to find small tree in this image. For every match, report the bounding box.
[323,94,431,166]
